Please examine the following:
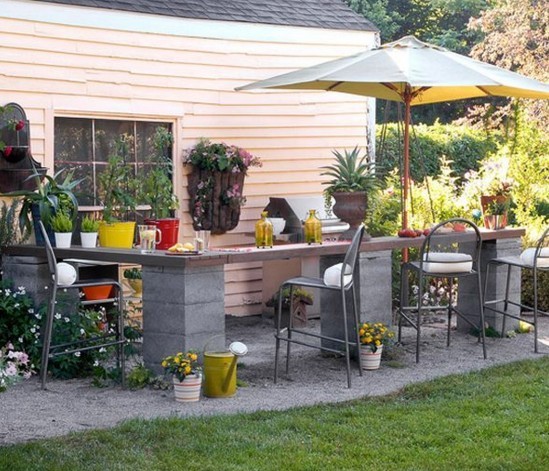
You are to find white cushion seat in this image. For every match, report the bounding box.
[56,262,77,286]
[423,252,473,273]
[323,262,353,287]
[520,247,549,267]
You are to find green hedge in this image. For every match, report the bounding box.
[376,122,501,181]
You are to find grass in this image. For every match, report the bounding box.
[1,357,548,470]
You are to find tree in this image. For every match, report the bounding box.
[468,0,549,129]
[346,0,401,42]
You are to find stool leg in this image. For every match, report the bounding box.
[341,288,352,388]
[40,284,58,390]
[533,267,539,353]
[477,271,487,359]
[501,264,512,336]
[117,286,126,388]
[274,286,284,383]
[447,278,454,347]
[351,283,363,375]
[416,274,423,363]
[285,285,294,375]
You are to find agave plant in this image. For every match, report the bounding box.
[9,167,84,236]
[321,146,379,197]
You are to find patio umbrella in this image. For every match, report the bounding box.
[237,35,549,231]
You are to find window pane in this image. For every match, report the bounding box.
[54,117,92,164]
[95,119,135,163]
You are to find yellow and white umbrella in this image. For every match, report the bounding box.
[237,35,549,230]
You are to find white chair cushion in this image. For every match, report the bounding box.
[323,263,353,288]
[56,262,77,286]
[520,247,549,267]
[423,252,473,273]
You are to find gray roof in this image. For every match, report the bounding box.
[33,0,377,31]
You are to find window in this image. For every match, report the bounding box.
[54,117,173,206]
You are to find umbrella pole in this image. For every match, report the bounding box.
[402,95,411,262]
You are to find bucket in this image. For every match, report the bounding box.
[203,339,248,398]
[98,221,136,248]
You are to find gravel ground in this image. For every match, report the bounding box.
[1,314,548,445]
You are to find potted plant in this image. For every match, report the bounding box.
[266,287,313,328]
[484,199,509,230]
[97,138,138,248]
[358,322,395,370]
[140,127,180,250]
[80,215,100,248]
[184,138,261,234]
[9,167,83,246]
[321,146,379,240]
[50,211,73,248]
[123,267,142,295]
[162,350,202,402]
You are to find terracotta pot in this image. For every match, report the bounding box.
[81,285,113,301]
[332,191,370,240]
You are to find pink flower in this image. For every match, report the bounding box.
[15,120,25,131]
[3,146,12,157]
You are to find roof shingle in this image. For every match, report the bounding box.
[32,0,377,31]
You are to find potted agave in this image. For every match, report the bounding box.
[80,215,100,248]
[358,322,395,370]
[321,146,379,240]
[162,350,202,402]
[141,127,180,250]
[123,267,142,295]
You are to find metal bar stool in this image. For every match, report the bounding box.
[484,226,549,352]
[274,224,365,388]
[398,218,487,362]
[38,221,126,389]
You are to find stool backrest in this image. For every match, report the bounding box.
[38,220,59,284]
[420,218,482,273]
[534,226,549,269]
[341,224,366,286]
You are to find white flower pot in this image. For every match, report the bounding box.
[173,374,202,402]
[360,344,383,370]
[81,232,98,248]
[54,232,72,249]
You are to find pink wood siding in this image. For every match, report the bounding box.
[0,11,375,316]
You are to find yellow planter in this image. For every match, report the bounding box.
[98,221,136,248]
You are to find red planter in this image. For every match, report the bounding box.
[144,218,180,250]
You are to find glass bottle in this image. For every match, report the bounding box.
[255,211,273,248]
[304,209,322,245]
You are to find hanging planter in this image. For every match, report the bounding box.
[184,139,261,235]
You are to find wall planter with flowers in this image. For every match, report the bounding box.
[358,322,394,370]
[184,138,261,234]
[162,350,202,402]
[0,102,47,194]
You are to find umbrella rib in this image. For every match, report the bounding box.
[477,86,494,96]
[327,81,344,91]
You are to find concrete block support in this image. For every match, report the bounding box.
[458,237,521,333]
[320,250,393,352]
[142,264,226,373]
[2,255,50,308]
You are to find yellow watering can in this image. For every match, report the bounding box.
[203,338,248,398]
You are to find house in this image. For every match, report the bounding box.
[0,0,378,315]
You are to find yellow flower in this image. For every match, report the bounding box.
[161,360,167,368]
[190,353,198,361]
[359,329,365,336]
[185,366,191,375]
[174,357,180,364]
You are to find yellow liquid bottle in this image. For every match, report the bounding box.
[255,211,273,248]
[304,209,322,245]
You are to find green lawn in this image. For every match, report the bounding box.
[2,357,548,471]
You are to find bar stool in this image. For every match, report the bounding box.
[398,218,487,362]
[38,221,126,389]
[274,224,365,388]
[484,226,549,352]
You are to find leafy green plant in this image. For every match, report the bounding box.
[139,127,179,220]
[485,199,508,216]
[97,138,138,223]
[0,199,29,250]
[123,267,142,280]
[81,215,100,233]
[50,211,73,233]
[126,363,154,390]
[321,146,379,197]
[9,167,84,235]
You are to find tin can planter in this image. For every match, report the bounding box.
[360,345,383,370]
[173,374,202,402]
